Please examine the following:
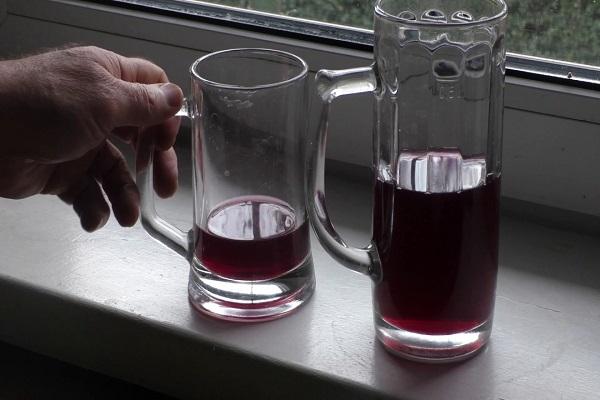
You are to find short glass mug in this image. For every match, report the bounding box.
[139,48,315,321]
[307,0,507,361]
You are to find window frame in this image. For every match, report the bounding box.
[104,0,600,91]
[2,0,600,123]
[3,0,599,123]
[2,0,600,218]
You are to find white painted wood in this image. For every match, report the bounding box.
[506,77,600,124]
[4,0,373,70]
[0,0,6,26]
[0,151,599,399]
[502,109,600,216]
[0,13,375,166]
[1,12,600,398]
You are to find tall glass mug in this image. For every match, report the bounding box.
[139,49,315,321]
[308,0,507,361]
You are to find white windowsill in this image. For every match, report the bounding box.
[1,144,599,399]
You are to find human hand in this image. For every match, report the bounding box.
[0,46,183,231]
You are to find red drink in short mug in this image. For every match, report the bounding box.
[195,196,310,282]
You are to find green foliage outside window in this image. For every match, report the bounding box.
[212,0,600,66]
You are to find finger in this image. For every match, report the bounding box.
[136,115,181,157]
[43,149,99,198]
[70,177,111,232]
[154,116,181,151]
[110,81,183,128]
[112,126,138,144]
[94,49,169,84]
[153,148,178,199]
[135,124,156,174]
[99,52,183,133]
[90,142,140,227]
[114,56,169,84]
[58,177,89,205]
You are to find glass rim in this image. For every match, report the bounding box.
[190,48,309,90]
[375,0,508,28]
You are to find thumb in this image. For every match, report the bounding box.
[111,82,183,127]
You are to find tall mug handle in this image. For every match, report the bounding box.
[307,66,381,279]
[137,99,192,260]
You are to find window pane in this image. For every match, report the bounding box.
[199,0,600,67]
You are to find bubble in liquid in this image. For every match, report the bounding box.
[451,11,473,22]
[422,9,446,23]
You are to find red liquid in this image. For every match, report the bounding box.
[373,176,501,335]
[195,196,310,281]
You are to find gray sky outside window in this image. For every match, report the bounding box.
[198,0,600,67]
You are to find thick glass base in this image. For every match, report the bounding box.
[188,256,315,322]
[375,314,492,363]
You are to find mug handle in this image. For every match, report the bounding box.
[137,98,193,260]
[307,66,381,279]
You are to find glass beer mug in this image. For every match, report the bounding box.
[139,49,315,322]
[308,0,507,361]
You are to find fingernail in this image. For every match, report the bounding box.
[160,83,183,108]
